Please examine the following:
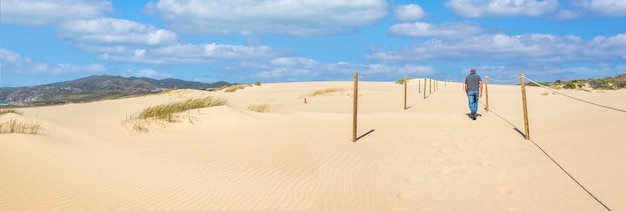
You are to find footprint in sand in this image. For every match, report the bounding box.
[397,190,416,200]
[497,187,514,195]
[437,166,464,177]
[497,172,509,181]
[405,177,420,185]
[438,146,459,154]
[430,142,442,148]
[428,157,446,165]
[476,160,496,168]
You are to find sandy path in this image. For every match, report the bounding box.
[1,80,624,210]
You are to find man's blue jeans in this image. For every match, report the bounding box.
[467,91,479,114]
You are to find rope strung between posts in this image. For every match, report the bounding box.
[524,76,626,114]
[486,77,519,83]
[529,139,612,210]
[481,101,612,210]
[483,75,614,210]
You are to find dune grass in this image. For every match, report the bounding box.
[395,77,413,85]
[248,104,271,113]
[123,96,227,133]
[212,84,251,92]
[0,119,44,135]
[298,87,346,100]
[308,87,345,97]
[0,109,23,116]
[137,97,227,121]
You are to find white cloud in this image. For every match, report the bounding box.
[577,0,626,16]
[445,0,558,17]
[269,57,319,68]
[367,33,626,63]
[397,65,436,75]
[58,18,178,46]
[326,62,435,78]
[552,9,581,20]
[122,69,173,79]
[220,58,437,82]
[0,0,112,26]
[466,64,626,83]
[0,49,32,65]
[255,57,321,80]
[53,17,279,65]
[145,0,388,36]
[203,43,272,59]
[388,22,491,38]
[257,68,319,80]
[0,49,106,75]
[98,43,280,64]
[394,4,427,21]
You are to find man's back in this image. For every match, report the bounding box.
[465,74,482,91]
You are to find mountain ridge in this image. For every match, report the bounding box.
[0,75,231,106]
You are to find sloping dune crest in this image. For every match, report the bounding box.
[1,81,625,210]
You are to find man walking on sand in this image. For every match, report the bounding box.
[464,68,483,120]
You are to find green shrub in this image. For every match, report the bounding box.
[563,82,577,89]
[0,109,23,116]
[616,74,626,88]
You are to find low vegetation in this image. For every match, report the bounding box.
[211,84,251,92]
[122,96,227,133]
[0,119,44,135]
[527,74,626,90]
[0,109,23,116]
[254,81,262,86]
[308,87,345,97]
[247,104,271,113]
[297,87,347,101]
[395,77,413,85]
[224,84,249,92]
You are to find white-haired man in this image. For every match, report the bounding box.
[464,68,483,120]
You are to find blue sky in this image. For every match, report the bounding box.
[1,0,625,87]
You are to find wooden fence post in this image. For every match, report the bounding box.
[520,73,530,140]
[429,79,432,94]
[424,78,427,99]
[485,76,489,112]
[353,72,359,142]
[418,80,421,93]
[404,76,407,109]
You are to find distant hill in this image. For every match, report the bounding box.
[0,75,231,106]
[527,74,626,90]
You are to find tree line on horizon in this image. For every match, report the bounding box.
[528,74,626,90]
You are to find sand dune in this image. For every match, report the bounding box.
[1,80,625,210]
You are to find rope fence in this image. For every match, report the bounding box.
[354,75,446,141]
[484,72,617,211]
[350,72,615,209]
[485,75,625,113]
[487,77,520,83]
[524,77,626,113]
